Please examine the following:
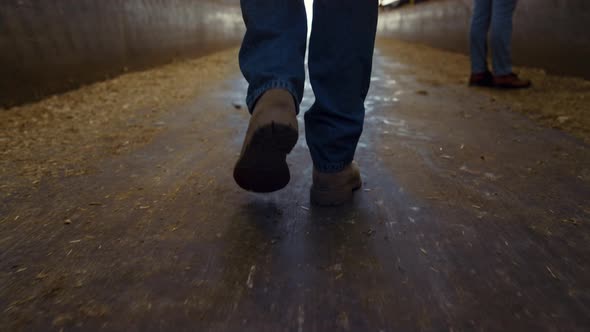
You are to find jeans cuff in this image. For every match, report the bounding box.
[313,160,352,173]
[246,80,301,114]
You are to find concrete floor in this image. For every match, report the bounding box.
[1,42,589,331]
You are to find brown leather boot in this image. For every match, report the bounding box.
[233,89,298,193]
[310,162,362,206]
[493,73,532,89]
[469,70,494,87]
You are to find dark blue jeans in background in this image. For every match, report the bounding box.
[470,0,517,76]
[239,0,379,173]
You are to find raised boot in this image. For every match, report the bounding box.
[233,89,299,193]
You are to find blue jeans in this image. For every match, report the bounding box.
[470,0,517,76]
[239,0,378,173]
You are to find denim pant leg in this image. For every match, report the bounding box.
[239,0,307,113]
[491,0,517,75]
[305,0,378,173]
[470,0,492,74]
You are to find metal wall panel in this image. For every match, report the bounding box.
[0,0,244,107]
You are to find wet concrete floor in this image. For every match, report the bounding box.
[1,42,589,331]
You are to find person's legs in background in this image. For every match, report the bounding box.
[305,0,378,205]
[234,0,307,193]
[469,0,493,86]
[490,0,516,76]
[490,0,531,88]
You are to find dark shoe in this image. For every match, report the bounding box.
[310,162,362,206]
[493,73,532,89]
[469,71,494,87]
[233,89,298,193]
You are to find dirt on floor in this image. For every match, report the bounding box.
[0,48,240,197]
[2,39,589,199]
[376,38,590,145]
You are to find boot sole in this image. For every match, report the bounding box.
[493,83,532,89]
[310,179,362,206]
[233,122,298,193]
[468,82,494,87]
